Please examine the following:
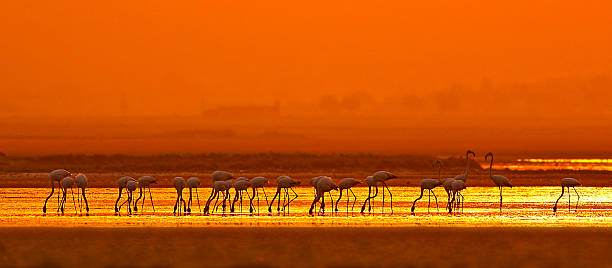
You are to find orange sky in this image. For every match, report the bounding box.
[1,1,611,154]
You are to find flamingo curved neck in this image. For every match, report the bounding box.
[465,152,471,177]
[488,155,493,177]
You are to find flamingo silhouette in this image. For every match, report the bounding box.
[360,176,378,214]
[442,178,456,211]
[186,177,201,214]
[411,160,443,213]
[249,176,269,214]
[553,178,581,213]
[231,178,252,214]
[373,171,397,214]
[134,176,156,213]
[43,169,72,213]
[74,174,89,215]
[268,176,300,215]
[454,150,475,182]
[449,180,466,213]
[308,176,338,216]
[204,171,234,214]
[59,177,77,215]
[485,152,513,212]
[173,177,187,215]
[335,178,360,214]
[115,177,135,215]
[211,180,233,215]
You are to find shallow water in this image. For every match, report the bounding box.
[0,186,611,227]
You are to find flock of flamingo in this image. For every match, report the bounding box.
[41,151,582,216]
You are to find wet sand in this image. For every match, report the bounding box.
[0,227,610,268]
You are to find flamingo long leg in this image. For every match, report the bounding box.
[431,190,439,212]
[148,187,155,213]
[350,188,357,212]
[572,187,580,211]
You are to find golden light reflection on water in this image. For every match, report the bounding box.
[0,187,611,227]
[497,158,612,171]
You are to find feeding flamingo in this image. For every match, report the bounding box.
[553,178,581,213]
[186,177,201,214]
[249,176,269,214]
[118,180,138,215]
[268,176,300,215]
[335,178,360,214]
[211,180,233,215]
[360,176,378,213]
[115,176,135,215]
[411,160,443,213]
[373,171,397,213]
[173,177,187,215]
[59,177,77,215]
[485,152,513,212]
[308,176,338,216]
[43,169,72,213]
[134,176,157,213]
[449,180,466,213]
[231,178,252,213]
[204,171,234,214]
[74,174,89,215]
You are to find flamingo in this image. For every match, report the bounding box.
[553,178,582,213]
[454,150,476,182]
[59,177,77,215]
[449,180,466,213]
[204,171,234,214]
[115,176,135,215]
[186,177,201,214]
[249,176,269,214]
[442,178,456,211]
[335,178,360,214]
[310,176,325,213]
[74,174,89,215]
[134,176,157,213]
[268,176,300,215]
[43,169,72,213]
[211,180,233,215]
[485,152,513,212]
[373,171,397,213]
[173,177,187,215]
[411,160,443,213]
[360,176,378,214]
[231,178,252,214]
[308,176,338,216]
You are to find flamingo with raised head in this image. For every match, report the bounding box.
[360,176,378,214]
[231,178,252,213]
[373,171,397,213]
[186,177,201,214]
[43,169,72,213]
[173,177,187,215]
[134,176,156,213]
[204,171,234,214]
[454,150,475,182]
[59,177,77,215]
[553,178,581,213]
[115,176,135,215]
[485,152,513,212]
[308,176,338,215]
[335,178,360,214]
[74,174,89,215]
[268,176,300,215]
[249,176,269,214]
[411,160,443,213]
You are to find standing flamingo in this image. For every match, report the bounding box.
[231,178,252,213]
[268,176,300,215]
[204,171,234,214]
[373,171,397,213]
[59,177,77,215]
[308,176,338,216]
[186,177,201,214]
[449,180,466,213]
[74,174,89,215]
[43,169,72,213]
[249,176,269,214]
[553,178,581,213]
[115,177,135,215]
[335,178,360,214]
[173,177,187,215]
[360,176,378,214]
[134,176,157,213]
[485,152,513,212]
[411,160,443,213]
